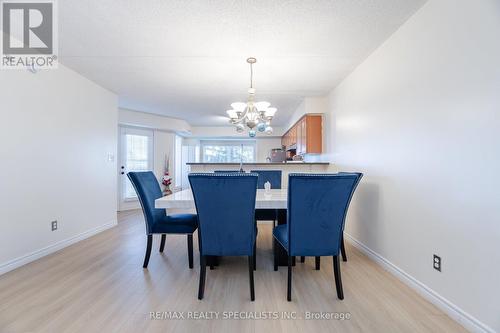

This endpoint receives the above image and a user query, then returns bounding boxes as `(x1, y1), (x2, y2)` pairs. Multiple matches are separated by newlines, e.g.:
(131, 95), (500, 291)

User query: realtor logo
(1, 0), (58, 70)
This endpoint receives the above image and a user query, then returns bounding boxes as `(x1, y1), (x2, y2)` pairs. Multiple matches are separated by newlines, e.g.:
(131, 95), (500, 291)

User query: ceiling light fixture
(226, 57), (276, 137)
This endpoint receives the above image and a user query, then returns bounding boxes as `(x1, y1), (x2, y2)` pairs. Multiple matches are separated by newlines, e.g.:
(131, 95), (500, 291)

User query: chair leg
(209, 257), (214, 270)
(198, 255), (207, 300)
(159, 234), (166, 252)
(287, 255), (292, 301)
(341, 234), (347, 262)
(187, 234), (193, 269)
(248, 256), (255, 301)
(315, 256), (321, 270)
(273, 238), (278, 271)
(300, 256), (305, 263)
(253, 241), (257, 271)
(333, 255), (344, 300)
(143, 235), (153, 268)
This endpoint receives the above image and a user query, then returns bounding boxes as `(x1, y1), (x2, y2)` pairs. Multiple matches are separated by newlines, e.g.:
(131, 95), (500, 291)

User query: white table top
(155, 189), (287, 209)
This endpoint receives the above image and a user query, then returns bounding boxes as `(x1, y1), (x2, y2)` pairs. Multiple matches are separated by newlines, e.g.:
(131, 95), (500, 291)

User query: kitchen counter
(186, 162), (329, 165)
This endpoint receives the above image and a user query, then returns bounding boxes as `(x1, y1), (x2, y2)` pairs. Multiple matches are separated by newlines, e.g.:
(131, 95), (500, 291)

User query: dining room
(1, 1), (499, 332)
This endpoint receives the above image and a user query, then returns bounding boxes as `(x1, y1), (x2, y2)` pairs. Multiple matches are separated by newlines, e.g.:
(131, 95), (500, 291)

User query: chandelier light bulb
(255, 101), (271, 111)
(265, 107), (277, 118)
(231, 102), (246, 111)
(226, 110), (238, 119)
(265, 125), (273, 135)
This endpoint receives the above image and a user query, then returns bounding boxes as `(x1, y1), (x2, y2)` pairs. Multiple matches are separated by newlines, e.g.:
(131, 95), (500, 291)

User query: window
(201, 140), (256, 163)
(120, 127), (154, 201)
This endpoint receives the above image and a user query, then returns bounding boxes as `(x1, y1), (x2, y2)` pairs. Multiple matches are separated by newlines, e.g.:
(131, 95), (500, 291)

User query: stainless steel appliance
(269, 148), (286, 162)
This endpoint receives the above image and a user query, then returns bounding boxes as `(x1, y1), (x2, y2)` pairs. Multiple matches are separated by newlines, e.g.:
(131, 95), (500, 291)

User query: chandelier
(226, 57), (277, 137)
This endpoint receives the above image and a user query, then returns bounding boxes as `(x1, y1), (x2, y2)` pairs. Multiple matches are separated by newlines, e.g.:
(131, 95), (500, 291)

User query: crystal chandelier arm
(231, 116), (246, 124)
(230, 106), (250, 124)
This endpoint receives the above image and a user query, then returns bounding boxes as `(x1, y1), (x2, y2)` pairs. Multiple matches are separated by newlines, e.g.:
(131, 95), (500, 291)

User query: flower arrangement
(162, 155), (173, 196)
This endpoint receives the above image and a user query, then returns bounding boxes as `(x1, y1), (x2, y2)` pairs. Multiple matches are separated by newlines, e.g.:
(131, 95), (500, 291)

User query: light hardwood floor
(0, 210), (466, 333)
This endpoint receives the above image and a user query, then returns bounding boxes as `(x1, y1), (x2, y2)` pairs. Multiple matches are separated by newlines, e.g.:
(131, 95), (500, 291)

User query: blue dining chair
(214, 170), (244, 173)
(337, 172), (363, 262)
(299, 172), (363, 265)
(250, 170), (282, 190)
(189, 173), (258, 301)
(127, 171), (198, 269)
(273, 173), (363, 301)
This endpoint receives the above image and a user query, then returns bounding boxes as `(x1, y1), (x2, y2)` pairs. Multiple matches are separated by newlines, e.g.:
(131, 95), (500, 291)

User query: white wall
(153, 131), (176, 187)
(0, 66), (118, 274)
(325, 0), (500, 332)
(284, 96), (328, 132)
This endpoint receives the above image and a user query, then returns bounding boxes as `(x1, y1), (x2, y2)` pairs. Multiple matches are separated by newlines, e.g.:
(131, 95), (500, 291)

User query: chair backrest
(287, 173), (363, 256)
(214, 170), (244, 173)
(189, 173), (258, 256)
(250, 170), (282, 189)
(127, 171), (166, 234)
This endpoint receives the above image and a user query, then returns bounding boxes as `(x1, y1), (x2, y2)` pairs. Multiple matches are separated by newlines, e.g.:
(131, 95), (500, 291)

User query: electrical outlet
(51, 220), (58, 231)
(433, 254), (441, 272)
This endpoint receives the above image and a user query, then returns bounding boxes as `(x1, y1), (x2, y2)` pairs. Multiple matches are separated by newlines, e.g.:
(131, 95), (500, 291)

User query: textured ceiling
(59, 0), (426, 126)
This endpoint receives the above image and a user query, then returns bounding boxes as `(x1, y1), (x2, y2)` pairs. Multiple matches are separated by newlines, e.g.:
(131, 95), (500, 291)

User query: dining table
(155, 188), (293, 266)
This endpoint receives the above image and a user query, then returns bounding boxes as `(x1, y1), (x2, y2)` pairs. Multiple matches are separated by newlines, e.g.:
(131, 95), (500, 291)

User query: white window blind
(201, 140), (256, 163)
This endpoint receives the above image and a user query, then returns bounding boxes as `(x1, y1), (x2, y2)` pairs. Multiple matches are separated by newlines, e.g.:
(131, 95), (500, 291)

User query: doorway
(118, 127), (154, 211)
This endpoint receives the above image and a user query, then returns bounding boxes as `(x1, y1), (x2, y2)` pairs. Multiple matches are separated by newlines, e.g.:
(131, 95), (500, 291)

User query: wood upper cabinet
(305, 115), (322, 154)
(282, 130), (289, 148)
(282, 114), (322, 154)
(290, 125), (297, 145)
(296, 118), (302, 154)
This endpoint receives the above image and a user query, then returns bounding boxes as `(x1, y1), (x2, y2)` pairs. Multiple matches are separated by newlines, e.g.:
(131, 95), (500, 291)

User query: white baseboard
(0, 219), (117, 276)
(119, 199), (140, 211)
(344, 233), (495, 333)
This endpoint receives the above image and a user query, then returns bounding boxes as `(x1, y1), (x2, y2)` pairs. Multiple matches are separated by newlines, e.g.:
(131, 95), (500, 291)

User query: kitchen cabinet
(296, 118), (302, 154)
(281, 115), (322, 155)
